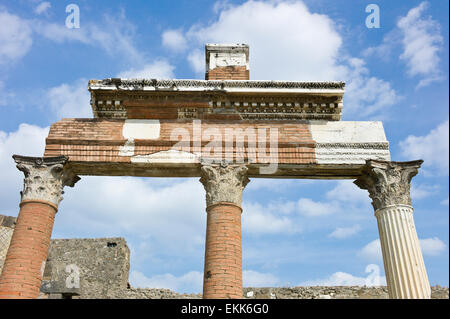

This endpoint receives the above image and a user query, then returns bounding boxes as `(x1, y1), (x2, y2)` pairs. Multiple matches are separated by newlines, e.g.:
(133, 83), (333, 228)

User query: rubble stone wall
(106, 285), (449, 299)
(0, 215), (448, 299)
(42, 237), (130, 299)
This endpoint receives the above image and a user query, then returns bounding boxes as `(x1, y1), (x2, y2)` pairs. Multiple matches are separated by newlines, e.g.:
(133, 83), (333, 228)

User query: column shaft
(354, 160), (431, 299)
(203, 203), (242, 299)
(0, 155), (79, 299)
(0, 201), (57, 299)
(200, 164), (249, 299)
(376, 205), (430, 298)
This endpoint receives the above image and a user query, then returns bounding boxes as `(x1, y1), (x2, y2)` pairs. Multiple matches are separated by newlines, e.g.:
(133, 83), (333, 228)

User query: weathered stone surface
(13, 155), (80, 206)
(42, 238), (130, 299)
(200, 164), (250, 207)
(311, 122), (390, 164)
(354, 160), (423, 211)
(103, 286), (448, 299)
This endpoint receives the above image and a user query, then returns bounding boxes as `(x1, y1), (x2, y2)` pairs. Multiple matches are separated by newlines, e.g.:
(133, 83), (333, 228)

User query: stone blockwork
(40, 238), (130, 299)
(104, 286), (448, 299)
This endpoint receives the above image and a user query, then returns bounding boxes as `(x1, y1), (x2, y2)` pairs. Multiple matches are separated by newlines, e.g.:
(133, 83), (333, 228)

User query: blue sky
(0, 0), (448, 292)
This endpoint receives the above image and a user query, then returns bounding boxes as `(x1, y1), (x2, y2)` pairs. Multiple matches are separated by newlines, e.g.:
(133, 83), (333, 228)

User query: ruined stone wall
(41, 237), (130, 299)
(107, 286), (448, 299)
(0, 214), (448, 299)
(0, 215), (16, 275)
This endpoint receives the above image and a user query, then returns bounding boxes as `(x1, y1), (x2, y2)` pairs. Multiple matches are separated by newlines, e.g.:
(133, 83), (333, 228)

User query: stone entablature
(88, 79), (345, 121)
(44, 119), (390, 178)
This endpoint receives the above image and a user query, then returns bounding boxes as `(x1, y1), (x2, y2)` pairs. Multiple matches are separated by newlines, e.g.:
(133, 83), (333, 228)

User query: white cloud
(441, 198), (449, 206)
(34, 2), (51, 15)
(297, 198), (340, 217)
(0, 9), (33, 64)
(180, 0), (397, 119)
(329, 225), (361, 239)
(246, 179), (298, 192)
(410, 183), (439, 200)
(399, 120), (449, 175)
(129, 270), (203, 293)
(243, 270), (279, 287)
(326, 180), (370, 204)
(363, 30), (400, 61)
(397, 1), (444, 88)
(46, 60), (175, 119)
(162, 29), (187, 52)
(420, 237), (446, 256)
(0, 124), (50, 214)
(129, 269), (281, 292)
(0, 81), (15, 106)
(299, 264), (386, 286)
(117, 60), (175, 79)
(33, 20), (89, 44)
(243, 201), (297, 235)
(186, 0), (344, 81)
(342, 58), (400, 118)
(358, 239), (382, 262)
(187, 49), (204, 75)
(47, 78), (91, 119)
(33, 11), (144, 64)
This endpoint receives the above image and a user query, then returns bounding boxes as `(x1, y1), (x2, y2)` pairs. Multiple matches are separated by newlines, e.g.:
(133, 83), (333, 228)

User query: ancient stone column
(354, 160), (431, 299)
(200, 164), (250, 299)
(0, 155), (79, 299)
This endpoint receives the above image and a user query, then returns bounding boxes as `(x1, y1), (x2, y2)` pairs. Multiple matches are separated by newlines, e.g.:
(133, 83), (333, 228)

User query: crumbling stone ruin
(0, 214), (448, 299)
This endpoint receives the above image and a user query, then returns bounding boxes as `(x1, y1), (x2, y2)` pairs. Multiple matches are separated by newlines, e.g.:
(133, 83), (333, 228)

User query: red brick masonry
(0, 200), (57, 299)
(206, 66), (249, 80)
(44, 119), (316, 166)
(203, 202), (243, 299)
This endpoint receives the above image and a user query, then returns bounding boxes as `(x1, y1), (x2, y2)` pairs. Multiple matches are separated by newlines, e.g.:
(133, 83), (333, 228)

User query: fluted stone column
(354, 160), (431, 299)
(0, 155), (79, 299)
(200, 164), (250, 299)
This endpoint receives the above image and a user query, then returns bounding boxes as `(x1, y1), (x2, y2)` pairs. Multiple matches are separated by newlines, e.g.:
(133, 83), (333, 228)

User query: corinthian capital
(13, 155), (80, 207)
(200, 163), (250, 207)
(354, 160), (423, 211)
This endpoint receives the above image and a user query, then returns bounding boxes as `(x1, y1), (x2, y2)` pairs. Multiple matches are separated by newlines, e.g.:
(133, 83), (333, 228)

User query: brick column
(354, 160), (431, 299)
(200, 164), (249, 299)
(205, 44), (250, 80)
(0, 155), (79, 299)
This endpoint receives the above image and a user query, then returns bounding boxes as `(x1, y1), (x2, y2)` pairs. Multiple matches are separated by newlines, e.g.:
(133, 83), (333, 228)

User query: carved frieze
(200, 163), (250, 207)
(354, 160), (423, 211)
(90, 79), (345, 90)
(89, 79), (345, 120)
(13, 155), (80, 207)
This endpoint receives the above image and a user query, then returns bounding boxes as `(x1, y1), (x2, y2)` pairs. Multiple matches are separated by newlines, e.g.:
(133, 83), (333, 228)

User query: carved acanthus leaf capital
(13, 155), (80, 206)
(200, 163), (250, 207)
(354, 160), (423, 211)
